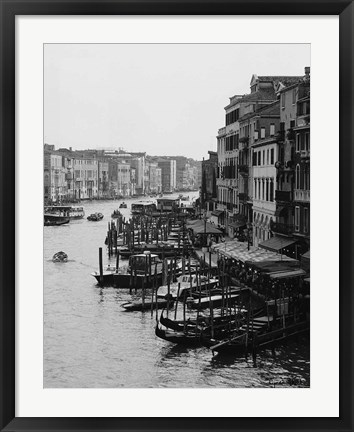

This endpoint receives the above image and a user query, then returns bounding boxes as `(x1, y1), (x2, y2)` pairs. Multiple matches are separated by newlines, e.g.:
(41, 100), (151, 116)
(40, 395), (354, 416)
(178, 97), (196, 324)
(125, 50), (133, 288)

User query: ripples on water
(44, 196), (310, 388)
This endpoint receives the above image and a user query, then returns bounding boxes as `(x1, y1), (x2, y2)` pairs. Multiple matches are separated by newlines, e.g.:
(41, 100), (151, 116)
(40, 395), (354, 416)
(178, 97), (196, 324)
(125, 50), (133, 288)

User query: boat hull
(121, 298), (174, 312)
(155, 325), (203, 347)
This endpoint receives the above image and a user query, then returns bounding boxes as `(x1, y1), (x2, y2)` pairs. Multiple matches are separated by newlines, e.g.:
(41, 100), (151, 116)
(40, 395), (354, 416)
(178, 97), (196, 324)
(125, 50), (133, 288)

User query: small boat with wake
(52, 251), (68, 262)
(87, 212), (104, 221)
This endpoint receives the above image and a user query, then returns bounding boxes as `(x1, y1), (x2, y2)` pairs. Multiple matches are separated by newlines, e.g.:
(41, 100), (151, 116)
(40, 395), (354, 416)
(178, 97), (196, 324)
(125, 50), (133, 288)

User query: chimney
(304, 67), (310, 78)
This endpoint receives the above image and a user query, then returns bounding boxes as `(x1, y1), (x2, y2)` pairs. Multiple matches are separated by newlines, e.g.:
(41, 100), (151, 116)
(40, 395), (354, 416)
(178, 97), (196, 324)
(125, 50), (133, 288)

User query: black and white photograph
(44, 43), (311, 389)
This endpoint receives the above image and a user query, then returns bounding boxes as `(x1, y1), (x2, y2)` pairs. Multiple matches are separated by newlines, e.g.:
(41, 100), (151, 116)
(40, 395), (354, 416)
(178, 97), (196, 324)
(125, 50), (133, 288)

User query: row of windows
(295, 133), (310, 152)
(75, 160), (97, 165)
(254, 178), (275, 202)
(225, 134), (239, 151)
(252, 148), (275, 166)
(295, 165), (310, 190)
(226, 108), (240, 126)
(294, 206), (309, 233)
(74, 170), (98, 178)
(281, 88), (297, 109)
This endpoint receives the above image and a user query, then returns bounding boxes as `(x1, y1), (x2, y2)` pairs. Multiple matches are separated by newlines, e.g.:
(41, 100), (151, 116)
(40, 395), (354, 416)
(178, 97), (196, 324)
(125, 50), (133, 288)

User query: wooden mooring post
(99, 247), (103, 286)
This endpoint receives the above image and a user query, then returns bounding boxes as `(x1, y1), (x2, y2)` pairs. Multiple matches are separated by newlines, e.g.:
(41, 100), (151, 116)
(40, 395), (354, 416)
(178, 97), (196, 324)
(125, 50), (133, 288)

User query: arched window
(295, 164), (300, 189)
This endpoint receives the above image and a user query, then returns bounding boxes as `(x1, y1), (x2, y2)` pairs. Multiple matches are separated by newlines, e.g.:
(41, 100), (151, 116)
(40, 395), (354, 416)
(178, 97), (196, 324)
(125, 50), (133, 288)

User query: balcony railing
(294, 189), (310, 202)
(270, 221), (294, 236)
(275, 190), (292, 202)
(300, 150), (310, 158)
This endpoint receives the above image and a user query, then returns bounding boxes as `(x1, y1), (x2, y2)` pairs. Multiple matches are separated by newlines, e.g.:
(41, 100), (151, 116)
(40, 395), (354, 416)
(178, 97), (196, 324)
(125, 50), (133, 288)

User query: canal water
(44, 193), (310, 388)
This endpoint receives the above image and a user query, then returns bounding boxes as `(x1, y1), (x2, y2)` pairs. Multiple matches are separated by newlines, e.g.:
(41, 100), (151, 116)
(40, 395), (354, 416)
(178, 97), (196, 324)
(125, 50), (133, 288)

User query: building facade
(201, 151), (218, 215)
(158, 159), (177, 193)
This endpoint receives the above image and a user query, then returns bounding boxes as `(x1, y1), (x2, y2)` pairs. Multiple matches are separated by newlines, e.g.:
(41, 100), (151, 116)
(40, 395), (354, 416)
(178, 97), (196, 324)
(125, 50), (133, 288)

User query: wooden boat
(118, 244), (179, 259)
(44, 214), (70, 226)
(188, 293), (240, 310)
(119, 202), (127, 209)
(87, 212), (104, 221)
(203, 317), (309, 356)
(111, 210), (122, 219)
(155, 324), (203, 347)
(52, 251), (68, 262)
(131, 201), (157, 215)
(157, 274), (219, 299)
(121, 297), (174, 312)
(91, 252), (163, 288)
(91, 264), (118, 285)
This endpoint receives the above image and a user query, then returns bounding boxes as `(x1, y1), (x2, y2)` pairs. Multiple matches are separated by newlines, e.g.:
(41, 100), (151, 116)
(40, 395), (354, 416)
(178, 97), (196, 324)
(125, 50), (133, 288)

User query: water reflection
(44, 196), (310, 388)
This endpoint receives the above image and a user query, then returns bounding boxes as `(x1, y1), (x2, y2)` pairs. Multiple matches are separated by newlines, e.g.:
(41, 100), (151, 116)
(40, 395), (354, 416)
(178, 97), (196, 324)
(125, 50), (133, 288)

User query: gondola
(121, 297), (174, 312)
(119, 202), (127, 209)
(155, 324), (204, 347)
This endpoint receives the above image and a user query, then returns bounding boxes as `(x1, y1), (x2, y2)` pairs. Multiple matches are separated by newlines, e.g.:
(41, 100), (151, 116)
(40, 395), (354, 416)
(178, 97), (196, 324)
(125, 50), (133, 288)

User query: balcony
(275, 190), (293, 202)
(300, 150), (310, 159)
(238, 165), (249, 176)
(294, 189), (310, 202)
(270, 221), (294, 236)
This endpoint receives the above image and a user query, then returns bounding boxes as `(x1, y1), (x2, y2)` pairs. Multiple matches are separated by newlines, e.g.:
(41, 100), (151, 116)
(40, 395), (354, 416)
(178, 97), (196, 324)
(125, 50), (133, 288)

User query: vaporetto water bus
(44, 205), (85, 220)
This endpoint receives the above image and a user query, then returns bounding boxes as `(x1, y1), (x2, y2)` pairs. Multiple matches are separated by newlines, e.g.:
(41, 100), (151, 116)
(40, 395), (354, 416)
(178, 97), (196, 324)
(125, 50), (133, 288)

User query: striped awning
(259, 237), (296, 252)
(269, 269), (306, 279)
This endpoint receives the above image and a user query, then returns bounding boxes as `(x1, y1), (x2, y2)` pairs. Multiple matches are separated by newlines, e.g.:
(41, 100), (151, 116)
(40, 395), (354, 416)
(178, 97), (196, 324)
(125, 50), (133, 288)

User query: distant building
(201, 151), (218, 215)
(98, 160), (109, 199)
(130, 154), (146, 195)
(44, 147), (67, 203)
(73, 153), (98, 199)
(158, 159), (177, 193)
(148, 162), (162, 193)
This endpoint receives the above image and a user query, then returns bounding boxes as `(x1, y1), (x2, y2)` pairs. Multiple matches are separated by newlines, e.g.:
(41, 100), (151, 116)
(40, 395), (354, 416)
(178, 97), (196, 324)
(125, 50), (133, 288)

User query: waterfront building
(148, 162), (162, 194)
(264, 67), (311, 259)
(292, 68), (310, 255)
(130, 168), (136, 196)
(98, 160), (109, 199)
(108, 159), (131, 197)
(73, 152), (98, 200)
(216, 74), (303, 238)
(158, 158), (177, 193)
(130, 153), (146, 195)
(249, 101), (280, 246)
(201, 151), (218, 216)
(44, 145), (67, 203)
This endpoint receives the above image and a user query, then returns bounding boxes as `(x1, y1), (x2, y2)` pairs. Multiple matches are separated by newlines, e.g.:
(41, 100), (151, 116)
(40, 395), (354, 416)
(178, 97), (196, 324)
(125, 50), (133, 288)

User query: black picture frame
(0, 1), (353, 431)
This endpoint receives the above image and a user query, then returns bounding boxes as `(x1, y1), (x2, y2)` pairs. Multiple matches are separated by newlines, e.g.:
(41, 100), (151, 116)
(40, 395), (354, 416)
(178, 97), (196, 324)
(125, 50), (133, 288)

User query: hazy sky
(44, 44), (310, 160)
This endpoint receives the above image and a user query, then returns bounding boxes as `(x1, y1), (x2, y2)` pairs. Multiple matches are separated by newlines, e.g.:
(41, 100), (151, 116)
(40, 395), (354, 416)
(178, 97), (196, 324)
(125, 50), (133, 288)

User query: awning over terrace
(212, 240), (298, 264)
(259, 237), (297, 252)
